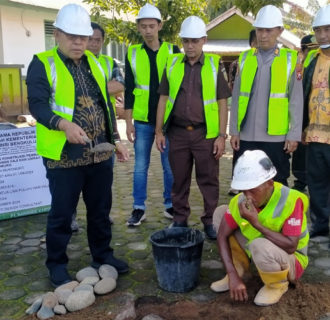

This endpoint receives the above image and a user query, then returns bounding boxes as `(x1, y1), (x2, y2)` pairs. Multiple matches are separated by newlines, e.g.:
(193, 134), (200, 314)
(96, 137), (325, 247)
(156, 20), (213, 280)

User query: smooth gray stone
(98, 264), (118, 280)
(41, 292), (58, 309)
(94, 278), (116, 295)
(24, 293), (45, 305)
(65, 290), (95, 312)
(80, 276), (99, 286)
(74, 284), (94, 292)
(76, 267), (99, 282)
(53, 304), (67, 315)
(37, 306), (54, 320)
(25, 296), (43, 315)
(55, 280), (79, 292)
(54, 288), (72, 305)
(20, 239), (41, 246)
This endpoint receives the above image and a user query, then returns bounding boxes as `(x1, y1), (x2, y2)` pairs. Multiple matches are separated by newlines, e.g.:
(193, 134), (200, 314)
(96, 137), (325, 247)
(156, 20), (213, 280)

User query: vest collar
(255, 45), (280, 57)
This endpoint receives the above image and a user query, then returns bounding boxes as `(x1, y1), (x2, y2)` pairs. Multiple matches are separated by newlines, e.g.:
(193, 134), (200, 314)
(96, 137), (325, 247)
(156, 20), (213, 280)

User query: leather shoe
(170, 221), (188, 228)
(91, 255), (129, 274)
(49, 266), (72, 288)
(204, 224), (217, 240)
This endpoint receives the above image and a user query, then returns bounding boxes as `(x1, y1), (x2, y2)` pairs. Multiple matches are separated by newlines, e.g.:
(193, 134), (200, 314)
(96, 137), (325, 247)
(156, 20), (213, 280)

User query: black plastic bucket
(150, 227), (205, 293)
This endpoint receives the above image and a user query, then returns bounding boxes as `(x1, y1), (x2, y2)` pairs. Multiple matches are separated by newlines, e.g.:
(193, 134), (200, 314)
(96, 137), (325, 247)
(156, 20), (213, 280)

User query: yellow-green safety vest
(163, 53), (220, 139)
(98, 54), (117, 110)
(127, 42), (174, 122)
(303, 49), (319, 68)
(237, 48), (297, 135)
(229, 182), (309, 269)
(36, 47), (112, 160)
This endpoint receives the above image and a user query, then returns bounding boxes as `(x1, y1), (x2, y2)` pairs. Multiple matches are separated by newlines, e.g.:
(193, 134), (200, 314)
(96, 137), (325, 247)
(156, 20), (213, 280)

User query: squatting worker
(211, 150), (309, 306)
(26, 4), (129, 287)
(230, 5), (303, 186)
(155, 16), (231, 240)
(302, 5), (330, 238)
(125, 3), (181, 227)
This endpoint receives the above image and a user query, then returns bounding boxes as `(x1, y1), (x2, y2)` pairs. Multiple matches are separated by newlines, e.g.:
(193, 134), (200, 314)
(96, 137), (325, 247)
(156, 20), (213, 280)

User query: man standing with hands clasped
(125, 4), (181, 227)
(230, 5), (303, 186)
(156, 16), (231, 240)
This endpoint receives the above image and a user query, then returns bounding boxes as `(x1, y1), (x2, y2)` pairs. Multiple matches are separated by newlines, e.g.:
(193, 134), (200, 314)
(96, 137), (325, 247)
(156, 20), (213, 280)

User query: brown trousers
(168, 126), (219, 225)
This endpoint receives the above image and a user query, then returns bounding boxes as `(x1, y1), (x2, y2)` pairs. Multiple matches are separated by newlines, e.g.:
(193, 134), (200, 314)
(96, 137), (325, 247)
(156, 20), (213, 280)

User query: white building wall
(0, 5), (56, 75)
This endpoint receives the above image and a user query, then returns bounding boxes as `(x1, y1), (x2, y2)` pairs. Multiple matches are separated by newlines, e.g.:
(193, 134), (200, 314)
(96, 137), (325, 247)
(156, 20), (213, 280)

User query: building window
(44, 20), (55, 51)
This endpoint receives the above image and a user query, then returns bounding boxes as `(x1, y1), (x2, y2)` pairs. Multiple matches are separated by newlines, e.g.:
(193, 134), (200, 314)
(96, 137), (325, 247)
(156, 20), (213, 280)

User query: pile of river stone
(25, 265), (117, 319)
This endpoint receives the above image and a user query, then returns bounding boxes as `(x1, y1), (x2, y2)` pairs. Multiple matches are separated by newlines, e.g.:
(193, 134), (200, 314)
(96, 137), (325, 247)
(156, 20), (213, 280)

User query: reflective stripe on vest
(237, 48), (297, 135)
(128, 42), (173, 121)
(98, 55), (117, 113)
(163, 53), (220, 139)
(229, 182), (309, 269)
(35, 47), (111, 160)
(303, 49), (319, 68)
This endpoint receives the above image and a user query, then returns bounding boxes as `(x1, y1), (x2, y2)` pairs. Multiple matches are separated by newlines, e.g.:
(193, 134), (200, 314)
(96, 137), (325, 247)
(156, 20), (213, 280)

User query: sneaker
(91, 256), (129, 274)
(126, 209), (146, 226)
(164, 207), (174, 219)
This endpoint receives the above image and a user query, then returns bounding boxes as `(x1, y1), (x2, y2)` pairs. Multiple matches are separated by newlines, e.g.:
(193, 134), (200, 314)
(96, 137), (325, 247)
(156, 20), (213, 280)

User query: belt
(173, 123), (205, 131)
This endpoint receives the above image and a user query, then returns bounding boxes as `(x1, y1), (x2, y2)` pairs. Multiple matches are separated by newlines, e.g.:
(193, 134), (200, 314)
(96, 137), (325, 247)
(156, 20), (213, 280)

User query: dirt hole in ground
(23, 281), (330, 320)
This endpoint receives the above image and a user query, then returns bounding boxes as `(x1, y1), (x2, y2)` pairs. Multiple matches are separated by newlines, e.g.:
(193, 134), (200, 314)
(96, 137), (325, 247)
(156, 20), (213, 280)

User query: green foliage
(83, 0), (208, 44)
(216, 0), (285, 16)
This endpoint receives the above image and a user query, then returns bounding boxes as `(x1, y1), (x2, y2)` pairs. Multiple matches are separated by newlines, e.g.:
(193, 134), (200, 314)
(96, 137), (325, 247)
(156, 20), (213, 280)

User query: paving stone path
(0, 122), (329, 319)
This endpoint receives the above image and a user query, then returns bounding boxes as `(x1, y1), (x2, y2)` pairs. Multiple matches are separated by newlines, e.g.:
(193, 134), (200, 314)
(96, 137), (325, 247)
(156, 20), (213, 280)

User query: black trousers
(292, 143), (307, 189)
(307, 143), (330, 233)
(233, 140), (290, 186)
(45, 158), (114, 270)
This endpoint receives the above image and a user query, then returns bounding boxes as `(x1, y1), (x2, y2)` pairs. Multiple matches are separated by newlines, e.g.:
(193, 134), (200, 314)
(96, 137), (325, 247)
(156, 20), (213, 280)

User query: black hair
(91, 22), (105, 38)
(249, 29), (256, 46)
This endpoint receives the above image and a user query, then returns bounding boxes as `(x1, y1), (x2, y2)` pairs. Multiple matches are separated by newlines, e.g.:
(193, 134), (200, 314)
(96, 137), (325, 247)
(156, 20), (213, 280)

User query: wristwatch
(219, 133), (228, 139)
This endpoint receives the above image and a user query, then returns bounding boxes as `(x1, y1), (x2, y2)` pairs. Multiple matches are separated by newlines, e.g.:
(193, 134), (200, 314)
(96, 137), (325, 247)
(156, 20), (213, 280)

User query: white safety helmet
(231, 150), (277, 191)
(312, 5), (330, 28)
(136, 3), (161, 21)
(179, 16), (207, 38)
(253, 5), (283, 28)
(53, 3), (93, 36)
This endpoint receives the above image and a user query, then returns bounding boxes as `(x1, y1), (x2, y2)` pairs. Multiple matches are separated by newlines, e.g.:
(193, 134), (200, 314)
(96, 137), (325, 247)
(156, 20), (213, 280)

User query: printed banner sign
(0, 127), (50, 220)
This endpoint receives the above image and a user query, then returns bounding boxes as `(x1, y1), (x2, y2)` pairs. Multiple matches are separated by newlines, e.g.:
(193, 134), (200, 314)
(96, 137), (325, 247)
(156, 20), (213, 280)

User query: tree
(215, 0), (285, 16)
(284, 0), (330, 38)
(83, 0), (208, 44)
